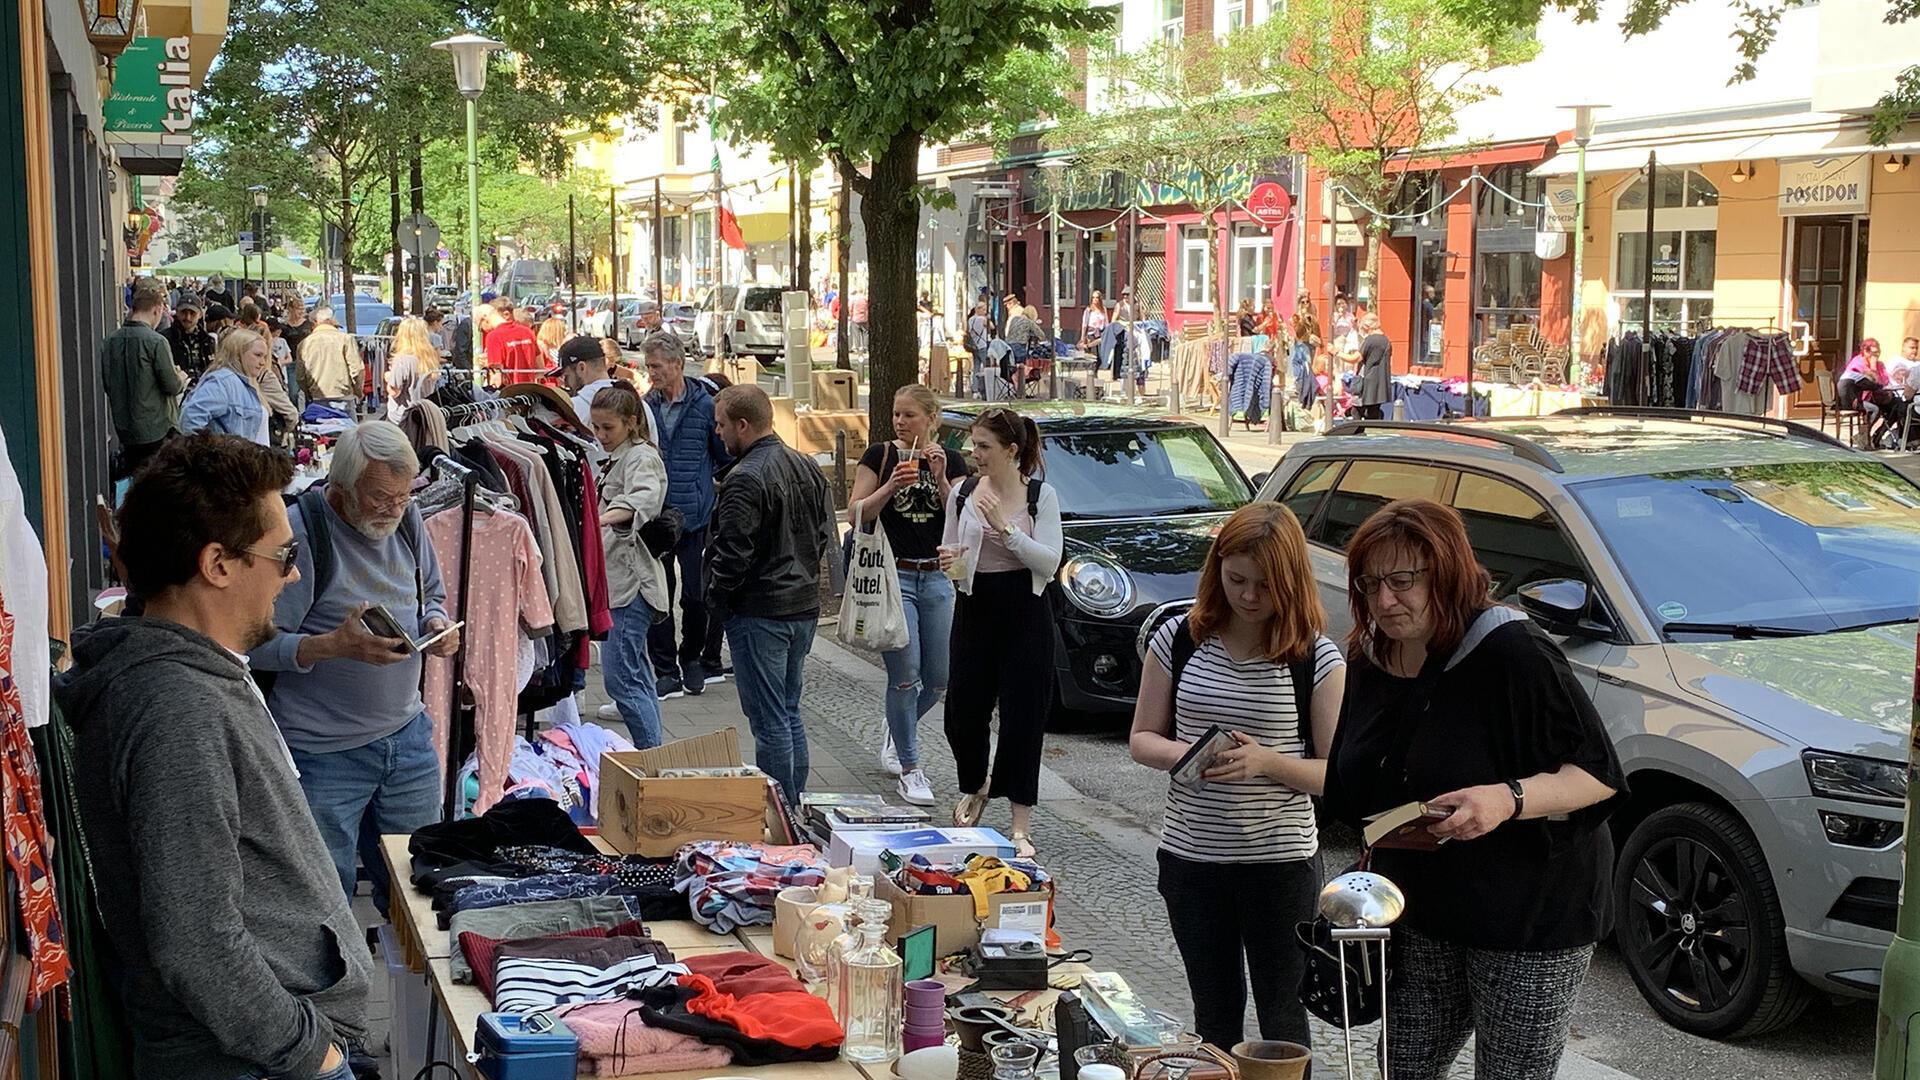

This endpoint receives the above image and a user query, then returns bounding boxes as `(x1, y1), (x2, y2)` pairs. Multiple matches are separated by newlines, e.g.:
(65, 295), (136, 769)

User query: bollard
(1393, 398), (1407, 421)
(1217, 367), (1233, 439)
(1268, 373), (1283, 446)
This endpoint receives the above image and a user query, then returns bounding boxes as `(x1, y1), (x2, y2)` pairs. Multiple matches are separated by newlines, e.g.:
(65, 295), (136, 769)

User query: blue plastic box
(471, 1012), (579, 1080)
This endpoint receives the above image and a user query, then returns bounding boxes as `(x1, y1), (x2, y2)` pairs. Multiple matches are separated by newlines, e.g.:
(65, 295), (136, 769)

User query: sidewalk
(577, 629), (1638, 1080)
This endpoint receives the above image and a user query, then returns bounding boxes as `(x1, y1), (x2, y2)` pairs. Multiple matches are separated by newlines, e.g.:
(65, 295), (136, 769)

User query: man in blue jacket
(643, 333), (733, 697)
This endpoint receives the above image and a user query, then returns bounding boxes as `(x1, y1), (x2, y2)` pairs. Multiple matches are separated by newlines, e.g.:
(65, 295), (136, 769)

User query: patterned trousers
(1385, 928), (1595, 1080)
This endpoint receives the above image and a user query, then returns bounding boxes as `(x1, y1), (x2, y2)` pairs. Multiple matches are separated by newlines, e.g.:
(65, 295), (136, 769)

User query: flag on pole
(710, 108), (747, 250)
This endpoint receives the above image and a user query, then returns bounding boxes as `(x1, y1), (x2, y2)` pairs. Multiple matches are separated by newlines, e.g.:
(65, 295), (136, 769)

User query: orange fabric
(679, 972), (843, 1050)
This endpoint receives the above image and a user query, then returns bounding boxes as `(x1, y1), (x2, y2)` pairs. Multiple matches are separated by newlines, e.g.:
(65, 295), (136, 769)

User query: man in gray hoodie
(56, 433), (369, 1080)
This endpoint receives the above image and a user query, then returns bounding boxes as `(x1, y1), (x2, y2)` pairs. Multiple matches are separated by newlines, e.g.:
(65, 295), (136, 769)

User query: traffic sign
(398, 213), (441, 257)
(238, 231), (258, 254)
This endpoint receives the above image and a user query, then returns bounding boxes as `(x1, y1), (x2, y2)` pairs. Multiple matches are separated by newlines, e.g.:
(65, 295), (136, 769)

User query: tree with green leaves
(688, 0), (1111, 439)
(1240, 0), (1535, 302)
(1049, 33), (1298, 399)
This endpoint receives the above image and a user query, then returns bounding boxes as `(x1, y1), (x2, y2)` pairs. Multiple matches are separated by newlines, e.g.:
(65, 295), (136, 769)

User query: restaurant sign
(1779, 156), (1872, 217)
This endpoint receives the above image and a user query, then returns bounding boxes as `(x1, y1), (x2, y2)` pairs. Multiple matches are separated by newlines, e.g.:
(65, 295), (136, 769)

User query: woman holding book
(1321, 499), (1625, 1080)
(1127, 503), (1345, 1053)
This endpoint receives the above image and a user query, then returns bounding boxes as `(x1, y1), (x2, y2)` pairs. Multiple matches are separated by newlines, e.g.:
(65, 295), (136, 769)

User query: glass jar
(836, 898), (904, 1064)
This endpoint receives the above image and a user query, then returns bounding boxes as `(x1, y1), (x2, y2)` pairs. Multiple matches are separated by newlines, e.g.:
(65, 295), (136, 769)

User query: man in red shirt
(483, 297), (545, 386)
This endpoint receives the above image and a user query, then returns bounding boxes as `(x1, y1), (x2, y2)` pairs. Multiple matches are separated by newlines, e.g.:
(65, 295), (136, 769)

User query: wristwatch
(1000, 521), (1016, 539)
(1504, 779), (1526, 821)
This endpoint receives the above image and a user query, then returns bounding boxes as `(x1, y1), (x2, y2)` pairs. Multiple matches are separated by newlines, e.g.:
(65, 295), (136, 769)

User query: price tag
(994, 900), (1048, 936)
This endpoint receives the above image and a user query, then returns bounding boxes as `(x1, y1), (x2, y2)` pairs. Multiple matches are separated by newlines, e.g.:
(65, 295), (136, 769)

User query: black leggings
(944, 570), (1050, 806)
(1158, 849), (1321, 1053)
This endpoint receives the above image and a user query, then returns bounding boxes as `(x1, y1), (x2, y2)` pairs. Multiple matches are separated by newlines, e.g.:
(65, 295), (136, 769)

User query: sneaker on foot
(898, 768), (935, 806)
(657, 675), (686, 700)
(703, 668), (729, 684)
(682, 663), (707, 696)
(880, 733), (902, 777)
(597, 703), (621, 721)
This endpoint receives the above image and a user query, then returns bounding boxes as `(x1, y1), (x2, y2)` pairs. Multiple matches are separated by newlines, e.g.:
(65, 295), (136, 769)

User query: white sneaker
(898, 768), (936, 806)
(597, 703), (620, 722)
(880, 731), (903, 776)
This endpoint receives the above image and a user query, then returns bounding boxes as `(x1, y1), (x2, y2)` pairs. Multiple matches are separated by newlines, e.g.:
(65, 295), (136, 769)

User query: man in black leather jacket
(707, 384), (835, 804)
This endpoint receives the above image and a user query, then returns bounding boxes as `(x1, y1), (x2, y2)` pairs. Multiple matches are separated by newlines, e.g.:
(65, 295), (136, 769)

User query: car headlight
(1060, 555), (1136, 618)
(1803, 750), (1909, 807)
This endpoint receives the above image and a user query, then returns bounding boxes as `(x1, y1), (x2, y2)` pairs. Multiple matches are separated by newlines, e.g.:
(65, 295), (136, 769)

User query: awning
(1531, 115), (1920, 176)
(736, 211), (790, 246)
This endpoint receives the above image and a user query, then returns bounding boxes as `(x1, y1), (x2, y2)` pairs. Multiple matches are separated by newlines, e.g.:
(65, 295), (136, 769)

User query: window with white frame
(1611, 168), (1718, 332)
(1255, 0), (1281, 22)
(1180, 224), (1213, 309)
(1054, 227), (1080, 306)
(1215, 0), (1245, 37)
(1232, 223), (1272, 308)
(1085, 230), (1116, 301)
(1160, 0), (1184, 45)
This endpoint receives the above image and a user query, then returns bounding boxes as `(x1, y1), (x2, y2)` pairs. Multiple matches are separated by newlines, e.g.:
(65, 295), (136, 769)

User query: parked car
(574, 294), (617, 337)
(622, 300), (702, 354)
(318, 293), (396, 334)
(935, 402), (1253, 723)
(427, 284), (462, 309)
(1232, 409), (1920, 1038)
(499, 259), (558, 303)
(697, 284), (786, 359)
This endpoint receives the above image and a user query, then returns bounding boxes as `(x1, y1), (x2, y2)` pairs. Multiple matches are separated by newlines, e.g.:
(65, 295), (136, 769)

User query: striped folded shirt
(493, 953), (689, 1014)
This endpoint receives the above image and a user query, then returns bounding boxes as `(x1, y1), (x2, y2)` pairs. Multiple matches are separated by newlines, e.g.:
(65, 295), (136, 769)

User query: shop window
(1476, 250), (1542, 336)
(1180, 225), (1213, 309)
(1232, 224), (1273, 309)
(1084, 231), (1116, 301)
(1476, 165), (1544, 230)
(1611, 168), (1718, 332)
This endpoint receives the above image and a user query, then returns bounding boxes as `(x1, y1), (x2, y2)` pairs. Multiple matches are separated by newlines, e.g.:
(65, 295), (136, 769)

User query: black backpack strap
(1025, 478), (1042, 521)
(955, 474), (982, 515)
(296, 488), (336, 602)
(1290, 652), (1317, 759)
(1168, 615), (1197, 693)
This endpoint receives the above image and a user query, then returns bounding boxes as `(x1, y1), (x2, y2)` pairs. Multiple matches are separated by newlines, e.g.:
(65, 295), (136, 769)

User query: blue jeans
(726, 615), (816, 805)
(604, 601), (663, 748)
(880, 569), (954, 769)
(239, 1055), (354, 1080)
(289, 711), (441, 917)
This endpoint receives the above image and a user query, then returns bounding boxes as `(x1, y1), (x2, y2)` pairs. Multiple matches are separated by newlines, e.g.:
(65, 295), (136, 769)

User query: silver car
(1231, 410), (1917, 1038)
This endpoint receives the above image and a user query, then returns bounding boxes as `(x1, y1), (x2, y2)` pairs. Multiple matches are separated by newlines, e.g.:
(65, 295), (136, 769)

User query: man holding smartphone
(251, 419), (459, 917)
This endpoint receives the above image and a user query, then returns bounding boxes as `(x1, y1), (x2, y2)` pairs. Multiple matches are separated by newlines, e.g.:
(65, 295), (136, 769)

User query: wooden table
(381, 834), (873, 1080)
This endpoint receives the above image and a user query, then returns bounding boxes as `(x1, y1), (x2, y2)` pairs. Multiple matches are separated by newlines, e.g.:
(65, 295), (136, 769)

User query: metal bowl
(1317, 871), (1406, 929)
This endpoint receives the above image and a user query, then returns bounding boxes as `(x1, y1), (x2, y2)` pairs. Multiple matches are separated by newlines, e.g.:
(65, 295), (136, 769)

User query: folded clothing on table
(457, 918), (655, 995)
(493, 951), (688, 1014)
(442, 872), (685, 929)
(410, 798), (596, 878)
(673, 841), (827, 934)
(555, 1001), (733, 1076)
(634, 950), (843, 1065)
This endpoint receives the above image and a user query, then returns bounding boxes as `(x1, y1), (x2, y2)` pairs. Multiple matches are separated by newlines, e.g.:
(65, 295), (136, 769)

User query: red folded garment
(679, 971), (843, 1051)
(680, 950), (807, 998)
(459, 920), (650, 999)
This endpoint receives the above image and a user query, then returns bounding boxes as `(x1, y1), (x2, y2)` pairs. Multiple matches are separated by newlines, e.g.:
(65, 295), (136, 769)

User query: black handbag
(638, 506), (684, 559)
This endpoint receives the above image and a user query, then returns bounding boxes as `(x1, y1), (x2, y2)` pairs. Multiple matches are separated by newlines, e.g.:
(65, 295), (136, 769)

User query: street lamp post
(432, 31), (506, 376)
(1559, 104), (1605, 380)
(1038, 157), (1070, 401)
(248, 185), (268, 305)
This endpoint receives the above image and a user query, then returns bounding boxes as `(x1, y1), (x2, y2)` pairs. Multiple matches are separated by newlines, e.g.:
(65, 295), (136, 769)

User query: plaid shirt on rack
(1737, 333), (1802, 396)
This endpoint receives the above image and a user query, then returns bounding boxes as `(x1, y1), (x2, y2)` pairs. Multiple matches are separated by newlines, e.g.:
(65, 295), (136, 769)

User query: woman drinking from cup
(1129, 502), (1344, 1055)
(938, 408), (1062, 857)
(849, 384), (968, 806)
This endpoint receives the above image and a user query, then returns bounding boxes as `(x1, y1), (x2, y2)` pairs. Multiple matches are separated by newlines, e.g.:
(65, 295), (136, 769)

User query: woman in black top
(848, 384), (968, 808)
(1322, 498), (1625, 1080)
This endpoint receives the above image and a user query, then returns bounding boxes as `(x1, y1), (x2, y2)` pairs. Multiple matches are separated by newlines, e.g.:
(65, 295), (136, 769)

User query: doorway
(1010, 241), (1029, 308)
(1410, 238), (1447, 367)
(1790, 215), (1868, 409)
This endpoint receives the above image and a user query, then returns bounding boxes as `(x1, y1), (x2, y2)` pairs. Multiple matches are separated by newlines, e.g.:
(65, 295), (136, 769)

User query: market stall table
(381, 834), (874, 1080)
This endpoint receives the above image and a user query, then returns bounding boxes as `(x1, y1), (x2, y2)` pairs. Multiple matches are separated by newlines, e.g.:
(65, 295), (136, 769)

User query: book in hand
(359, 604), (462, 655)
(1169, 725), (1237, 789)
(1362, 801), (1455, 850)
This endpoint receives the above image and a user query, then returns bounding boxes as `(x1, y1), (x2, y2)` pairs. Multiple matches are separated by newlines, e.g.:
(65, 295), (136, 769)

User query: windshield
(1572, 460), (1920, 636)
(1041, 428), (1250, 519)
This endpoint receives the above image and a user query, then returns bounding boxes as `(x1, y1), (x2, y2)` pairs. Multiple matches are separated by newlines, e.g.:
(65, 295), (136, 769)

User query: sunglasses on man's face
(236, 538), (301, 578)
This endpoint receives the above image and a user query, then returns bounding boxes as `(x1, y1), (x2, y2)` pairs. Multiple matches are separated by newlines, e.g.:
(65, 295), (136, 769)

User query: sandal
(1011, 831), (1036, 860)
(953, 792), (988, 828)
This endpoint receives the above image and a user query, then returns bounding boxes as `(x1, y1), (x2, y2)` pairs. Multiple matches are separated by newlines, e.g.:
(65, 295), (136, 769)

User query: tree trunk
(389, 154), (404, 316)
(409, 137), (426, 315)
(859, 129), (923, 444)
(798, 166), (812, 296)
(837, 163), (851, 371)
(340, 165), (358, 335)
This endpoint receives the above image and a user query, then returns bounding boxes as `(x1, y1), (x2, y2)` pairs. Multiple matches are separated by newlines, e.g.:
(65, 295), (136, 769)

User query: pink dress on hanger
(424, 506), (555, 815)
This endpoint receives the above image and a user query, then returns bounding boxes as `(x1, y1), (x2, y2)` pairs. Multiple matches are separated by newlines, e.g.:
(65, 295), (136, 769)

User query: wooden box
(599, 729), (769, 856)
(794, 408), (868, 457)
(811, 369), (858, 411)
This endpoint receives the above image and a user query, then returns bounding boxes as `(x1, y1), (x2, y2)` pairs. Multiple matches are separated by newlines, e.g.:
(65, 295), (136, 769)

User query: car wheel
(1613, 802), (1811, 1038)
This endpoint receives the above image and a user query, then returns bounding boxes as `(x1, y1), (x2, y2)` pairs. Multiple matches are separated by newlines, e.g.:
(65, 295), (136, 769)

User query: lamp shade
(1560, 103), (1607, 147)
(431, 32), (506, 99)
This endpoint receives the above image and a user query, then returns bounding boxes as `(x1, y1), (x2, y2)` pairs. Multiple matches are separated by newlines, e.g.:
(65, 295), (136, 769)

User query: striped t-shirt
(1147, 620), (1344, 864)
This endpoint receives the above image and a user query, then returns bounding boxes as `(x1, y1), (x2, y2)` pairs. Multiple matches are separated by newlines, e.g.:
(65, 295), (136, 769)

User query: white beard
(354, 516), (403, 540)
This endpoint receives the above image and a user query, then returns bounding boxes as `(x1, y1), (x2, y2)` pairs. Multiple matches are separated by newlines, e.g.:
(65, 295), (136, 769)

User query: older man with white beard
(251, 419), (460, 916)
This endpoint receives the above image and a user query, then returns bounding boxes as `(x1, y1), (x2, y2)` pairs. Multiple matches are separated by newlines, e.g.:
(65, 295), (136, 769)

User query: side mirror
(1251, 470), (1271, 491)
(1515, 578), (1613, 641)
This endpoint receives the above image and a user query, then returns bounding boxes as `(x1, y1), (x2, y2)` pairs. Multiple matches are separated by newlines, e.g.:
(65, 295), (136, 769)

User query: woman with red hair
(1128, 502), (1345, 1052)
(1323, 498), (1624, 1079)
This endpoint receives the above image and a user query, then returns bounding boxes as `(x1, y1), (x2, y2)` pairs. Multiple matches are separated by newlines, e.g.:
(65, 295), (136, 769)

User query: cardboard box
(711, 355), (763, 388)
(770, 395), (798, 445)
(812, 369), (858, 411)
(599, 730), (769, 856)
(875, 871), (1050, 957)
(828, 826), (1015, 876)
(794, 408), (868, 457)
